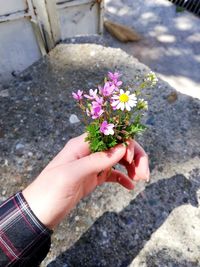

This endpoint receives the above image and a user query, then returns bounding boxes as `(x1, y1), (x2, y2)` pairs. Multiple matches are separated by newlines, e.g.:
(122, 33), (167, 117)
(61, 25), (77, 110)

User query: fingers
(97, 168), (111, 186)
(123, 139), (134, 164)
(119, 159), (136, 179)
(121, 139), (150, 182)
(134, 141), (150, 181)
(74, 144), (126, 176)
(64, 133), (91, 161)
(106, 169), (134, 190)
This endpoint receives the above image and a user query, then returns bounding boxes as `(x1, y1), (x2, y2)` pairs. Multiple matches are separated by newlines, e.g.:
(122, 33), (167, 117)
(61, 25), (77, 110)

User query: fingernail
(146, 177), (150, 183)
(128, 152), (134, 164)
(146, 168), (150, 182)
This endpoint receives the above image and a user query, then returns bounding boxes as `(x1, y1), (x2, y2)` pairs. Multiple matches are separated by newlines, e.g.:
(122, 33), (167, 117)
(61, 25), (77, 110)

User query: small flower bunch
(72, 71), (157, 152)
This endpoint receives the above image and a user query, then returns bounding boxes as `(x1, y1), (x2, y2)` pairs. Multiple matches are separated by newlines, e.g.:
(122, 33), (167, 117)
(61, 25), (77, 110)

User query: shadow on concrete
(48, 174), (199, 267)
(104, 0), (200, 91)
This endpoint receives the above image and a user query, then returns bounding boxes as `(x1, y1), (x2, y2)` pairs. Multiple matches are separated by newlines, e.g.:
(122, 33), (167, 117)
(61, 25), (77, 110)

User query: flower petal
(118, 102), (125, 111)
(120, 89), (124, 95)
(115, 103), (121, 110)
(129, 100), (137, 107)
(72, 92), (77, 99)
(129, 94), (137, 100)
(111, 100), (120, 106)
(125, 102), (131, 111)
(116, 81), (122, 86)
(112, 95), (120, 100)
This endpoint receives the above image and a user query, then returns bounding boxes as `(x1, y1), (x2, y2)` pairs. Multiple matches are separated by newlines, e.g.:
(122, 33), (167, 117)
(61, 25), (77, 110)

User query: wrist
(22, 181), (72, 229)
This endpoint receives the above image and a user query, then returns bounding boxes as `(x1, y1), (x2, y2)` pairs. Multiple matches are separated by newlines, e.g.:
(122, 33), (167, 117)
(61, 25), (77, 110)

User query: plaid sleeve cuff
(0, 191), (53, 266)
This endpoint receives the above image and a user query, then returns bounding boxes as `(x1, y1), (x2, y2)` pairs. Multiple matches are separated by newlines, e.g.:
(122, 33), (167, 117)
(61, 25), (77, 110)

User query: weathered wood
(56, 0), (104, 39)
(0, 0), (104, 83)
(0, 0), (27, 17)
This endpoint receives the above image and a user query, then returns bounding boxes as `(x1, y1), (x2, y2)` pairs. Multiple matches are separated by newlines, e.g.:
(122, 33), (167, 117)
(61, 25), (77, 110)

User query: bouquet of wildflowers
(72, 71), (157, 152)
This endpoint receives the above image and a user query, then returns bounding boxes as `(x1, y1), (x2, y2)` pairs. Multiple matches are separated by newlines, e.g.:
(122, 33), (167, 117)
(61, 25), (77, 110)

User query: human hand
(22, 133), (149, 229)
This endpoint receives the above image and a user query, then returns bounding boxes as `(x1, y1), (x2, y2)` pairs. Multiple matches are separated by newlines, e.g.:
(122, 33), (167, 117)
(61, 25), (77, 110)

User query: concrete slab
(0, 44), (200, 266)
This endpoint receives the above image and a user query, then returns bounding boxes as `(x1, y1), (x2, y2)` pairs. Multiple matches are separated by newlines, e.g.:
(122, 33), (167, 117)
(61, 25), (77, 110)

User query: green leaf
(106, 138), (118, 148)
(90, 139), (107, 152)
(126, 122), (146, 138)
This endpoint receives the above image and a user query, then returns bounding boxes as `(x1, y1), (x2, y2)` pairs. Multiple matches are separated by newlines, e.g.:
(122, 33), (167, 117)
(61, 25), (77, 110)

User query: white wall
(0, 0), (103, 85)
(0, 18), (41, 82)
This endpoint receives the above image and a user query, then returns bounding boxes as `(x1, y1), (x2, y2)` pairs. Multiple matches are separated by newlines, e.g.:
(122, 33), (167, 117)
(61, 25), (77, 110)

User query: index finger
(46, 133), (90, 169)
(64, 133), (91, 161)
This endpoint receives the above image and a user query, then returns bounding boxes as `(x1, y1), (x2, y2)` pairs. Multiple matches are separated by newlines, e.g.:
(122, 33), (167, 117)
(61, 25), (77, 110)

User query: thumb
(75, 144), (126, 175)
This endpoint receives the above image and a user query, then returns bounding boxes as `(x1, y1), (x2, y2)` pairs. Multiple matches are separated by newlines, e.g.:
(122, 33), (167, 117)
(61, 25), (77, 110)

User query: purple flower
(110, 98), (118, 110)
(100, 82), (115, 97)
(84, 89), (98, 100)
(95, 96), (104, 105)
(72, 90), (83, 101)
(108, 72), (121, 81)
(100, 121), (115, 135)
(114, 80), (123, 87)
(108, 72), (122, 89)
(90, 101), (104, 119)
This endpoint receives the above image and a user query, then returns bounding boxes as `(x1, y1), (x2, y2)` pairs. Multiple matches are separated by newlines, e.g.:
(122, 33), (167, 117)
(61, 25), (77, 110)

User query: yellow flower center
(119, 93), (129, 103)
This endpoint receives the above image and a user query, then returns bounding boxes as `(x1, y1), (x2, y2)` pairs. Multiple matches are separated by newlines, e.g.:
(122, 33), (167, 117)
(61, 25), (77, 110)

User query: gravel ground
(0, 44), (200, 266)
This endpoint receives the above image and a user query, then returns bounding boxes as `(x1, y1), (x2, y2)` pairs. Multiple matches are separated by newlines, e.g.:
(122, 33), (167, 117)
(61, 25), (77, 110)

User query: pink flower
(114, 80), (123, 87)
(100, 82), (115, 97)
(84, 89), (98, 100)
(72, 90), (83, 101)
(110, 98), (117, 110)
(108, 72), (123, 89)
(90, 101), (104, 119)
(108, 71), (121, 81)
(100, 121), (115, 135)
(95, 96), (104, 105)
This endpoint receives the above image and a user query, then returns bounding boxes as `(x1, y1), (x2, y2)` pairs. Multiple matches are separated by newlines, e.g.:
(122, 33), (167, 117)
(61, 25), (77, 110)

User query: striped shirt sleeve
(0, 192), (52, 266)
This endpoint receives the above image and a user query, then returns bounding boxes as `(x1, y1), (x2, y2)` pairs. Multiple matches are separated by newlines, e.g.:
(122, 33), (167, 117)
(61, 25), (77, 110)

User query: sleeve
(0, 191), (53, 267)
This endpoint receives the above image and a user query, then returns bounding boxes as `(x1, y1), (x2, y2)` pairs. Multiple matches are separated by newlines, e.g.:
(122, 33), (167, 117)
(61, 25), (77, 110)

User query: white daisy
(111, 89), (137, 111)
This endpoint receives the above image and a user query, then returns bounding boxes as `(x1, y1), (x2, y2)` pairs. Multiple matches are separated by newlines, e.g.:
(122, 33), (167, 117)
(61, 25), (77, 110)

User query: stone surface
(0, 89), (9, 97)
(0, 44), (200, 266)
(69, 114), (80, 124)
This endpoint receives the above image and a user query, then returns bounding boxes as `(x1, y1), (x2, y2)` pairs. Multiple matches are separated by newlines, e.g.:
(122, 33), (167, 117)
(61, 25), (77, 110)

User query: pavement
(0, 1), (200, 266)
(0, 43), (200, 266)
(104, 0), (200, 100)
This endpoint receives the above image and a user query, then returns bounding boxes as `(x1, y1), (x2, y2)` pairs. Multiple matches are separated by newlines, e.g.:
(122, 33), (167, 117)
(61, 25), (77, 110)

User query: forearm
(0, 192), (52, 267)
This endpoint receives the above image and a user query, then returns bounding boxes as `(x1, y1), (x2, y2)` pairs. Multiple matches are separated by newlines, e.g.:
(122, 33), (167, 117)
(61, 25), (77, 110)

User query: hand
(22, 133), (149, 229)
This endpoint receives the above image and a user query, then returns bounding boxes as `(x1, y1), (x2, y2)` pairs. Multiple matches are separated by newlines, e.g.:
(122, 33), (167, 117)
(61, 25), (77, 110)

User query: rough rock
(69, 114), (80, 124)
